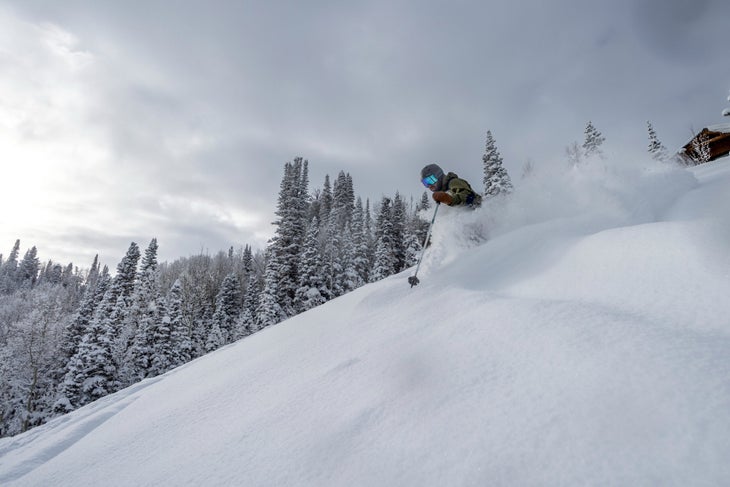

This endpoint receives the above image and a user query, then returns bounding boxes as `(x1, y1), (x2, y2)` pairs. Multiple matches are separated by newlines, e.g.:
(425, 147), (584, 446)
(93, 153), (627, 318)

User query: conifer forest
(0, 157), (445, 437)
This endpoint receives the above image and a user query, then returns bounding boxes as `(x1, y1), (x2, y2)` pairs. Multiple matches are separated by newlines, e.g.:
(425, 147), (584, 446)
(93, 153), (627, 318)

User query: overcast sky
(1, 0), (728, 269)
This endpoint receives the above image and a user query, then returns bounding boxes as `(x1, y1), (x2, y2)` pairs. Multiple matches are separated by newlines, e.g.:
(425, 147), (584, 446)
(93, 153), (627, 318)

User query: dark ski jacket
(441, 172), (482, 208)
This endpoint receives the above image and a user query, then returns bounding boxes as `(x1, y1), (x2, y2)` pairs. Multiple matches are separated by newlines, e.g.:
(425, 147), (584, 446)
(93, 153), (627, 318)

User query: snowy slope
(1, 159), (730, 486)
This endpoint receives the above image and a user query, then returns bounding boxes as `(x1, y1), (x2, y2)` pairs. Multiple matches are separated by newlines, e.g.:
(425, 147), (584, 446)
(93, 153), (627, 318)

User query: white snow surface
(2, 158), (730, 486)
(708, 122), (730, 133)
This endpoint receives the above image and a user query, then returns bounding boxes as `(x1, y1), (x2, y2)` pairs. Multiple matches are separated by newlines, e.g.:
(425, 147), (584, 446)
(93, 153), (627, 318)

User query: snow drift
(1, 158), (729, 486)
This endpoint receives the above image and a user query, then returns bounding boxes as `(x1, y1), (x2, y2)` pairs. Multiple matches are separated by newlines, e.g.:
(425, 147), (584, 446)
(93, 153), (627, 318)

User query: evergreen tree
(242, 245), (253, 277)
(332, 170), (355, 231)
(204, 319), (225, 352)
(418, 191), (431, 212)
(208, 272), (241, 348)
(582, 121), (606, 159)
(319, 174), (333, 224)
(482, 130), (513, 197)
(350, 198), (371, 286)
(239, 274), (261, 335)
(166, 279), (192, 367)
(255, 251), (285, 329)
(295, 218), (327, 312)
(319, 220), (343, 299)
(364, 198), (375, 271)
(85, 255), (100, 292)
(391, 193), (408, 272)
(403, 232), (422, 269)
(17, 246), (40, 289)
(64, 300), (117, 407)
(0, 240), (21, 294)
(106, 243), (142, 389)
(39, 261), (63, 286)
(124, 239), (163, 383)
(55, 268), (111, 412)
(336, 223), (360, 294)
(63, 243), (140, 405)
(647, 121), (669, 162)
(266, 158), (309, 316)
(58, 263), (108, 374)
(371, 197), (397, 281)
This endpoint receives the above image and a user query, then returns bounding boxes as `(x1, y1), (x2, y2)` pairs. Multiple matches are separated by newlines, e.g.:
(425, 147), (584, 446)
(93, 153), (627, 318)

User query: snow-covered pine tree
(294, 217), (327, 312)
(55, 268), (111, 412)
(173, 256), (215, 357)
(350, 198), (370, 286)
(242, 244), (253, 278)
(238, 272), (261, 336)
(107, 243), (142, 390)
(266, 158), (309, 316)
(125, 239), (165, 382)
(403, 232), (421, 269)
(255, 250), (286, 330)
(318, 174), (333, 224)
(371, 197), (397, 281)
(418, 191), (431, 212)
(38, 262), (61, 287)
(332, 170), (355, 232)
(391, 193), (408, 272)
(336, 223), (361, 294)
(70, 242), (140, 402)
(229, 244), (257, 340)
(208, 272), (241, 349)
(58, 263), (103, 362)
(647, 121), (669, 162)
(166, 279), (192, 367)
(17, 246), (40, 289)
(0, 240), (21, 294)
(482, 130), (513, 197)
(363, 198), (375, 273)
(582, 121), (606, 159)
(319, 217), (343, 299)
(65, 303), (117, 407)
(204, 320), (225, 352)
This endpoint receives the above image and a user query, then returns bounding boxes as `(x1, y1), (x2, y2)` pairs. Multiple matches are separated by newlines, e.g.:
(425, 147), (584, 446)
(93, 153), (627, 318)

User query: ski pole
(408, 203), (440, 287)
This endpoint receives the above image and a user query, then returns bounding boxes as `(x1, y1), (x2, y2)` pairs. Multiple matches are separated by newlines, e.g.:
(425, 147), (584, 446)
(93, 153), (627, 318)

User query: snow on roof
(707, 122), (730, 133)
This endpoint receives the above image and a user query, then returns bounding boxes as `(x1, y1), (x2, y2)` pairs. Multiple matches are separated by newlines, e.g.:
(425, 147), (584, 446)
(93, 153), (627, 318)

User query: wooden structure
(680, 124), (730, 164)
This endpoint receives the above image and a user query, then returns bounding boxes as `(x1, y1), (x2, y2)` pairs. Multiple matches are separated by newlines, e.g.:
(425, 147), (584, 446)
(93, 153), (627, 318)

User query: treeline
(0, 158), (432, 438)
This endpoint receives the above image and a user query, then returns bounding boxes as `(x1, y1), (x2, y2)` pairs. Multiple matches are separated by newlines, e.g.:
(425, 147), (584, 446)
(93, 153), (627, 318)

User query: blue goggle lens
(422, 174), (438, 186)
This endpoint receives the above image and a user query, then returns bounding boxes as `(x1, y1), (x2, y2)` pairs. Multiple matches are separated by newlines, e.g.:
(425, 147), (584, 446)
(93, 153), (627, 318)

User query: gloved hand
(432, 191), (453, 205)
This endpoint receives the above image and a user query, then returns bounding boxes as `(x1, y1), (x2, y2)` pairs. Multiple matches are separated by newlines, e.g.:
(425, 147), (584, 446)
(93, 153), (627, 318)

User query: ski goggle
(422, 174), (439, 187)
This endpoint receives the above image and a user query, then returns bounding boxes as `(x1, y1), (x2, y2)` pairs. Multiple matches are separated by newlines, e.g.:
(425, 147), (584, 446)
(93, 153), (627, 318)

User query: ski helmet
(421, 163), (444, 181)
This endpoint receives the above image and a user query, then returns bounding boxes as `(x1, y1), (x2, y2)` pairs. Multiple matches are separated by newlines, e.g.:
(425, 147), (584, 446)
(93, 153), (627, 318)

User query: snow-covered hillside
(1, 158), (729, 486)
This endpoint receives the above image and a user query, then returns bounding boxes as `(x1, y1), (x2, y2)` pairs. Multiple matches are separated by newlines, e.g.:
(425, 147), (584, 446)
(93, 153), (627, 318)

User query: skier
(420, 163), (482, 208)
